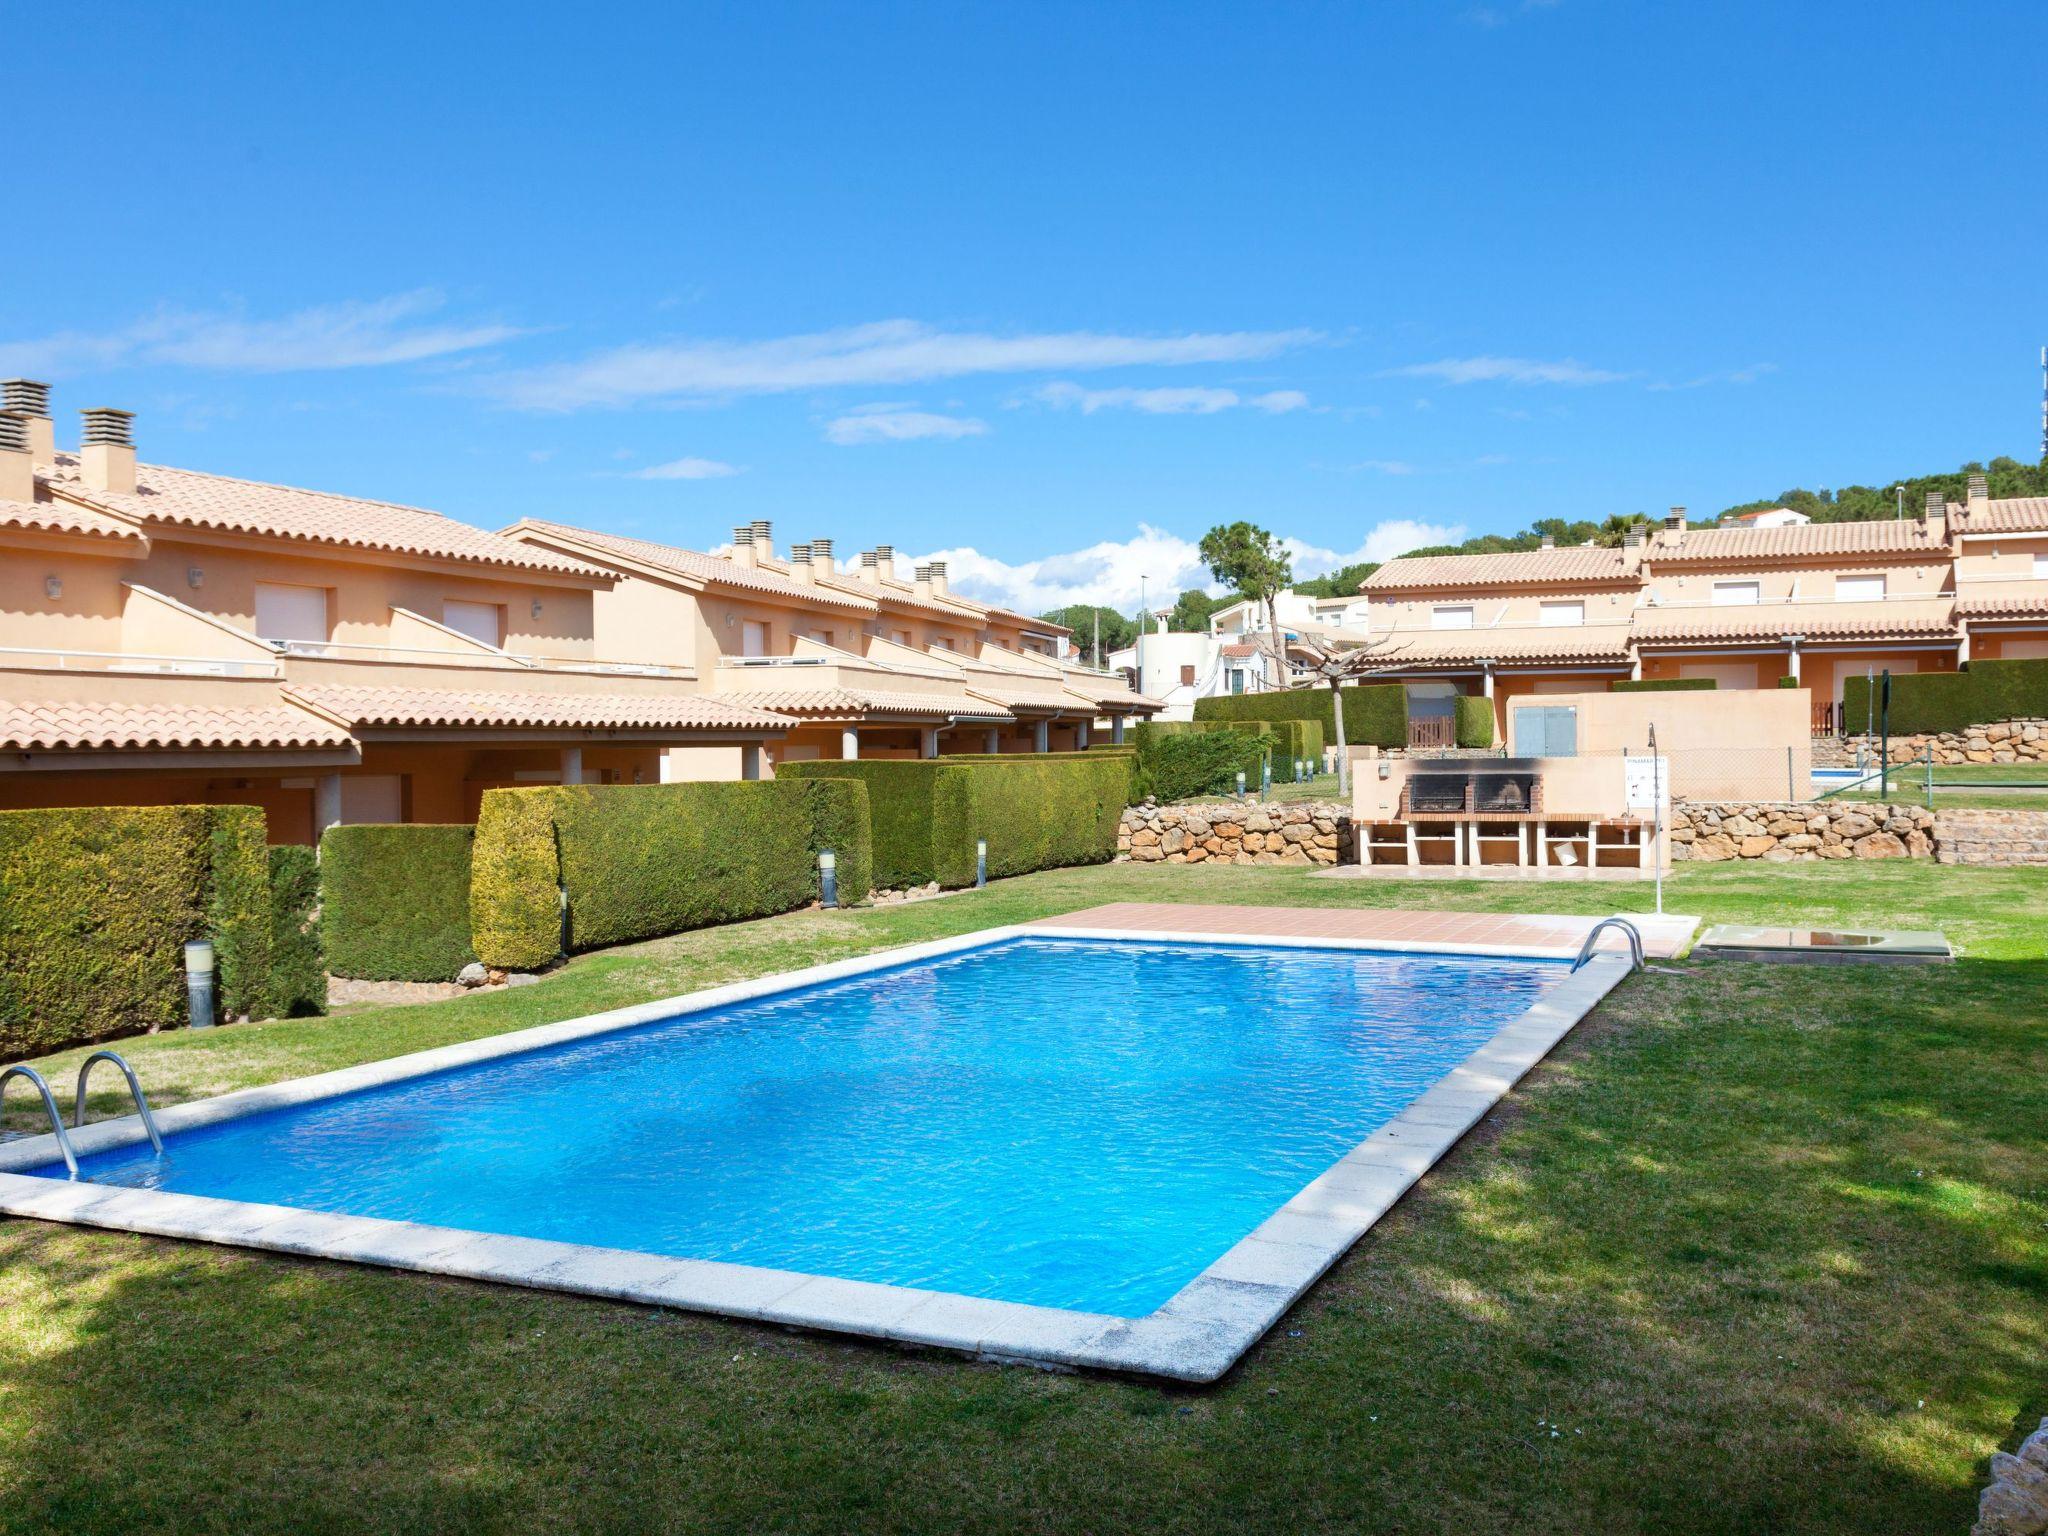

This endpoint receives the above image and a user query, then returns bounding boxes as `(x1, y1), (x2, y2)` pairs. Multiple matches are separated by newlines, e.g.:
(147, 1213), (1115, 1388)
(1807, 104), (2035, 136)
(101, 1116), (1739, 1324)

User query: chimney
(858, 549), (881, 585)
(810, 537), (834, 576)
(1623, 526), (1646, 549)
(0, 412), (33, 504)
(750, 519), (772, 560)
(1664, 506), (1687, 531)
(1967, 473), (1988, 516)
(875, 543), (896, 581)
(1925, 489), (1945, 521)
(1, 380), (54, 462)
(914, 563), (933, 600)
(789, 541), (815, 583)
(730, 525), (757, 567)
(79, 408), (136, 495)
(1539, 534), (1556, 550)
(927, 559), (948, 596)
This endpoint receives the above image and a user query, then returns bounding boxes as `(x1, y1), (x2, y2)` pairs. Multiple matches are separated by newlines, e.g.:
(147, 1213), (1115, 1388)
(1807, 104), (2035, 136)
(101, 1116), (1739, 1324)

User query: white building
(1108, 587), (1379, 719)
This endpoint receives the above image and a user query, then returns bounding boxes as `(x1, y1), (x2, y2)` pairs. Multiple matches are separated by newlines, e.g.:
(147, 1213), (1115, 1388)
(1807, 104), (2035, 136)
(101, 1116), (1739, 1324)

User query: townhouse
(1356, 479), (2048, 736)
(502, 520), (1158, 769)
(0, 382), (795, 840)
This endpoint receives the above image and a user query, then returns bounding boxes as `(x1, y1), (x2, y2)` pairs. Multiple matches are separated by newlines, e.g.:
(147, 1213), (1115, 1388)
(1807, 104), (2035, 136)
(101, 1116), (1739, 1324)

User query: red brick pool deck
(1025, 903), (1697, 958)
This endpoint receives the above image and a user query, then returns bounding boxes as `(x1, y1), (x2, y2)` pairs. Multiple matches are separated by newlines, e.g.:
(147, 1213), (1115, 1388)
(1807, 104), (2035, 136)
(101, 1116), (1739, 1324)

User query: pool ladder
(0, 1050), (164, 1180)
(1571, 917), (1645, 974)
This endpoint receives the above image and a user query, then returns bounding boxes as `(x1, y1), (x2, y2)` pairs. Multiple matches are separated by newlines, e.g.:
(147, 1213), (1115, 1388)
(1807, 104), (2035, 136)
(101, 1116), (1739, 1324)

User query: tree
(1167, 588), (1222, 632)
(1291, 629), (1411, 798)
(1293, 561), (1380, 598)
(1036, 604), (1135, 664)
(1199, 522), (1293, 690)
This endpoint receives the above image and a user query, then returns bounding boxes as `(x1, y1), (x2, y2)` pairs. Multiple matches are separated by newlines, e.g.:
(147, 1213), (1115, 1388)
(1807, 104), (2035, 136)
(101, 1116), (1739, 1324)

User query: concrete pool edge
(0, 920), (1643, 1383)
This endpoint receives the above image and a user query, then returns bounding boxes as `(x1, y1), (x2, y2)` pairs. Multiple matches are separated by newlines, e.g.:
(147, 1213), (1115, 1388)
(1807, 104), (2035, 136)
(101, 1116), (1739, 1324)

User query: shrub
(1777, 675), (1800, 688)
(1841, 658), (2048, 736)
(0, 804), (274, 1060)
(1193, 686), (1399, 747)
(320, 825), (477, 982)
(779, 757), (1121, 889)
(1140, 730), (1269, 802)
(1611, 678), (1717, 692)
(470, 780), (872, 970)
(1454, 694), (1495, 748)
(264, 844), (326, 1018)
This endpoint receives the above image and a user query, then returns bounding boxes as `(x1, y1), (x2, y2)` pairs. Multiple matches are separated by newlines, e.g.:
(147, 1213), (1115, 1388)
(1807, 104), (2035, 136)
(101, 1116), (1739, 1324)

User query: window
(741, 620), (769, 657)
(339, 774), (404, 825)
(253, 583), (329, 644)
(442, 599), (504, 646)
(1431, 605), (1474, 630)
(1711, 581), (1761, 607)
(2033, 554), (2048, 579)
(936, 636), (955, 651)
(1835, 574), (1885, 603)
(810, 629), (834, 649)
(892, 628), (913, 646)
(1539, 601), (1585, 627)
(1180, 664), (1196, 686)
(1512, 705), (1578, 758)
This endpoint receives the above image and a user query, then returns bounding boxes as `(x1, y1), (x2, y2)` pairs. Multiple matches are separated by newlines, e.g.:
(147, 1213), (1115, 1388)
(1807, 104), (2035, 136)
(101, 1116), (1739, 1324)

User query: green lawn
(1184, 769), (1345, 805)
(2, 861), (2044, 1533)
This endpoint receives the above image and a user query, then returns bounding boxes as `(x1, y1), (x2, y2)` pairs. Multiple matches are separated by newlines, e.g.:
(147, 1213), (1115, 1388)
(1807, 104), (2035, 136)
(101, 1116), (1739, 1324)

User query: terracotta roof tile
(0, 699), (352, 752)
(1646, 519), (1949, 563)
(0, 494), (146, 545)
(282, 685), (791, 732)
(1955, 497), (2048, 535)
(1955, 582), (2048, 619)
(508, 521), (879, 613)
(1369, 624), (1636, 665)
(41, 456), (607, 579)
(1363, 546), (1635, 590)
(1631, 598), (1955, 644)
(718, 685), (1014, 721)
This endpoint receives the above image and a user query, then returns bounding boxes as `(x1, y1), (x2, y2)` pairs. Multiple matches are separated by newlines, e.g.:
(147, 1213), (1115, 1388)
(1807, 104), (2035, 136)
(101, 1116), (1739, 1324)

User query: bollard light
(976, 838), (988, 889)
(1235, 770), (1246, 799)
(184, 939), (216, 1030)
(1261, 758), (1271, 799)
(818, 849), (839, 909)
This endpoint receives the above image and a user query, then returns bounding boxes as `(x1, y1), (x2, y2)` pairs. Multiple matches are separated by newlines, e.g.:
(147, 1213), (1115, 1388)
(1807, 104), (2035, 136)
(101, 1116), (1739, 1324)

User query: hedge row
(778, 756), (1123, 889)
(1454, 694), (1496, 748)
(1134, 728), (1270, 802)
(320, 825), (477, 981)
(1611, 678), (1717, 692)
(1193, 684), (1408, 748)
(0, 804), (273, 1060)
(1841, 657), (2048, 736)
(264, 844), (327, 1018)
(470, 779), (873, 971)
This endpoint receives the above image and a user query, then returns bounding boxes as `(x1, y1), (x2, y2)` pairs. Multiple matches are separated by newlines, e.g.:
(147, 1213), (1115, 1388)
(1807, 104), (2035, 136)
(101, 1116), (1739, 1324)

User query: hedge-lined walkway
(2, 861), (2044, 1533)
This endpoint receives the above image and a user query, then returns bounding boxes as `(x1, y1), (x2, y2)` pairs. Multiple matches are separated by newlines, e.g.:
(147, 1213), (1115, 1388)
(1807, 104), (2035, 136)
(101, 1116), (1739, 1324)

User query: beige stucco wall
(1367, 586), (1638, 632)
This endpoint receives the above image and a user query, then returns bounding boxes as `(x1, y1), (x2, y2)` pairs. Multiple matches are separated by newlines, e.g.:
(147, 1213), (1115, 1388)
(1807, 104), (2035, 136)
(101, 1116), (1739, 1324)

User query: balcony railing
(269, 638), (682, 677)
(0, 645), (281, 679)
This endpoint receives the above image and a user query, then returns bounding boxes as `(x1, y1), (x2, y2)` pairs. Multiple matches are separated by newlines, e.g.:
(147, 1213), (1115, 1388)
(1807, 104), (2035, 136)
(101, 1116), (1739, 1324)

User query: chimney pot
(750, 519), (772, 559)
(1925, 489), (1945, 519)
(1539, 534), (1555, 550)
(790, 542), (815, 582)
(730, 525), (757, 567)
(1666, 506), (1687, 528)
(1967, 472), (1988, 504)
(78, 407), (136, 495)
(0, 412), (32, 504)
(913, 563), (933, 598)
(1623, 527), (1646, 548)
(1, 380), (53, 462)
(810, 537), (834, 571)
(874, 543), (895, 579)
(928, 559), (948, 595)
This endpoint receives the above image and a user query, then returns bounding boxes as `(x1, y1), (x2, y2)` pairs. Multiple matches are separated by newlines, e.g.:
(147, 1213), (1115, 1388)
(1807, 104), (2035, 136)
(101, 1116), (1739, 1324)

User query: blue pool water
(34, 938), (1563, 1316)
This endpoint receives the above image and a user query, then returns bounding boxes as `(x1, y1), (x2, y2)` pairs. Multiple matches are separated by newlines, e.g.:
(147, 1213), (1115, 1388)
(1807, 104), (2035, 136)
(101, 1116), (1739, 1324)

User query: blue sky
(8, 1), (2044, 612)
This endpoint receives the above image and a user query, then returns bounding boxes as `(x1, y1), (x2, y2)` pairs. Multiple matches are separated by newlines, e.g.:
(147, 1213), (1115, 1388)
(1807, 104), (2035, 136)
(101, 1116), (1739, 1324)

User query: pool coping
(0, 921), (1641, 1384)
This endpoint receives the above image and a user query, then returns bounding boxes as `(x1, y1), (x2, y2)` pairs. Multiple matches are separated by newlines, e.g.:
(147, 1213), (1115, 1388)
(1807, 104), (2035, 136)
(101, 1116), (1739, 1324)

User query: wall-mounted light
(530, 599), (544, 619)
(43, 575), (61, 600)
(186, 566), (204, 590)
(725, 612), (736, 628)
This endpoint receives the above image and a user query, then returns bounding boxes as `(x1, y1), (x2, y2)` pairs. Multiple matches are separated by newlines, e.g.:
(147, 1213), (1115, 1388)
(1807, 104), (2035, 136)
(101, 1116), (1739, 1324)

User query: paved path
(1026, 901), (1698, 958)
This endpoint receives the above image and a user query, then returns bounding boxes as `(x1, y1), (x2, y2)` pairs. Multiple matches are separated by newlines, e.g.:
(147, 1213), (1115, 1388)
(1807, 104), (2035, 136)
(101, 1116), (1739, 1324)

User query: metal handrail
(1572, 917), (1645, 974)
(73, 1050), (164, 1155)
(0, 1065), (81, 1178)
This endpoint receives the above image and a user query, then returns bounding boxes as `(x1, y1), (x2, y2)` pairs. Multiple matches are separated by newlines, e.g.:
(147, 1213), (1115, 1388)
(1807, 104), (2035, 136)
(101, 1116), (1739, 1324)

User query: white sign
(1624, 755), (1668, 811)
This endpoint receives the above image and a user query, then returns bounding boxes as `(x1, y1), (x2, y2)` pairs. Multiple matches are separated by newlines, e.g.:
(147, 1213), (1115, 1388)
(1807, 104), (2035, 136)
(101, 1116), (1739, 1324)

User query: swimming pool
(0, 921), (1636, 1379)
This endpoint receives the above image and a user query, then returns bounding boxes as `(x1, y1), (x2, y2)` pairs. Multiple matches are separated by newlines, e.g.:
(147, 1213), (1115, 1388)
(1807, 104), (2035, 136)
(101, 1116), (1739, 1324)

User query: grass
(2, 860), (2045, 1533)
(1184, 770), (1345, 805)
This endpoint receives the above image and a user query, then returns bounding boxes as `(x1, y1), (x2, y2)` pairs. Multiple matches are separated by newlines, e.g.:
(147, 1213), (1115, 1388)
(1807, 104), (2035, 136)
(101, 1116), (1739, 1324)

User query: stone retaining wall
(1664, 801), (1936, 861)
(1935, 808), (2048, 867)
(1819, 718), (2048, 766)
(1118, 801), (1353, 865)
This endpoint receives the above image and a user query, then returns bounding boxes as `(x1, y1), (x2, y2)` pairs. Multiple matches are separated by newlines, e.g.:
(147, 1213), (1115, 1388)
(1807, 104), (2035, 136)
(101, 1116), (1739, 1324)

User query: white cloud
(0, 289), (522, 377)
(485, 319), (1320, 409)
(627, 456), (744, 480)
(1343, 459), (1419, 476)
(1380, 355), (1632, 386)
(1647, 362), (1778, 391)
(898, 517), (1464, 614)
(1031, 381), (1314, 416)
(825, 405), (989, 445)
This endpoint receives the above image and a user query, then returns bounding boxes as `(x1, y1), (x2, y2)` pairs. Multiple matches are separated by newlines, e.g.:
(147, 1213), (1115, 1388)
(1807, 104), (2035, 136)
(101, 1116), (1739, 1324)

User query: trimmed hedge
(320, 825), (477, 982)
(778, 756), (1124, 890)
(264, 844), (326, 1018)
(1454, 694), (1496, 749)
(1841, 657), (2048, 736)
(1139, 729), (1269, 802)
(1194, 684), (1407, 748)
(0, 804), (271, 1060)
(470, 779), (873, 971)
(1611, 678), (1717, 692)
(1777, 675), (1800, 688)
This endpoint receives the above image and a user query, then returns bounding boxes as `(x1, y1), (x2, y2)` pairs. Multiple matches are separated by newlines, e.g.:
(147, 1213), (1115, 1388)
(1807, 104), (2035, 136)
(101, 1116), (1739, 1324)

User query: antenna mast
(2040, 345), (2047, 461)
